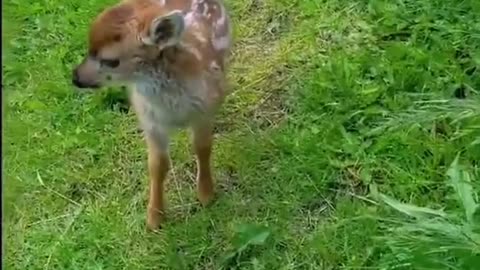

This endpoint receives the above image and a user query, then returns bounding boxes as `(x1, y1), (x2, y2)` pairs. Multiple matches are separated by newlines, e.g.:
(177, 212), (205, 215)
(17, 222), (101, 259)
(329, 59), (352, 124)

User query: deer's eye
(100, 59), (120, 68)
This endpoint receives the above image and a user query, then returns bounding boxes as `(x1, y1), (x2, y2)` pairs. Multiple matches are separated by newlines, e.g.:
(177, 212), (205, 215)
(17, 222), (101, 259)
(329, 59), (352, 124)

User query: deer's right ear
(142, 10), (185, 46)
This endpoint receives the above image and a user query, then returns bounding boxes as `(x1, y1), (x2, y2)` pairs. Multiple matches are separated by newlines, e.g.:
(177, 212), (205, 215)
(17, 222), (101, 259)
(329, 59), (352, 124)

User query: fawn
(72, 0), (232, 230)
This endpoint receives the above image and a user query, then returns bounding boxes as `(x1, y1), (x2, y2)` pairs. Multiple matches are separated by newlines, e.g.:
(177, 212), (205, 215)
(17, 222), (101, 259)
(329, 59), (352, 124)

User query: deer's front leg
(145, 133), (170, 230)
(192, 121), (215, 206)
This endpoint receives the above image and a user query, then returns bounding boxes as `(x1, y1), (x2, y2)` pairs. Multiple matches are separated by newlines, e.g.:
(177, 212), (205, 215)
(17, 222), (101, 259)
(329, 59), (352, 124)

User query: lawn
(3, 0), (480, 269)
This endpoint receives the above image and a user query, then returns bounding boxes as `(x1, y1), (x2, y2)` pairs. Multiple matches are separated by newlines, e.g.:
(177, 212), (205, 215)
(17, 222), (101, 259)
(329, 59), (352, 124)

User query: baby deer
(72, 0), (232, 230)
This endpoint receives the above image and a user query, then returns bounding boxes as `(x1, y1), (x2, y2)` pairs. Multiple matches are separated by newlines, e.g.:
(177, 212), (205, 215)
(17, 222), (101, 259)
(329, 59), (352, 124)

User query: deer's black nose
(71, 69), (99, 89)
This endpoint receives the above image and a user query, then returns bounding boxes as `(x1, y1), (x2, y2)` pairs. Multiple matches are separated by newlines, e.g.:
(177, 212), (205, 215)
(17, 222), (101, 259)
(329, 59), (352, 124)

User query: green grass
(3, 0), (480, 269)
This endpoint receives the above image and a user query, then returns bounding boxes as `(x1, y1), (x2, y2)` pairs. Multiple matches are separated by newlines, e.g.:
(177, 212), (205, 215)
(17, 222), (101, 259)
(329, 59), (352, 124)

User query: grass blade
(447, 154), (478, 223)
(379, 193), (447, 219)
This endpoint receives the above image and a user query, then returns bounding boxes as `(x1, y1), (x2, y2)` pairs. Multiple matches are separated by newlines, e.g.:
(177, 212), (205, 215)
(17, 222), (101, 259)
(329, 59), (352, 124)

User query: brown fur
(89, 4), (135, 56)
(72, 0), (232, 230)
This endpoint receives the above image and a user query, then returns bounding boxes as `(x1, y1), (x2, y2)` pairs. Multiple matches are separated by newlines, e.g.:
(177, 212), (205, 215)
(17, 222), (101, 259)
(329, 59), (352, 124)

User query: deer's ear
(142, 10), (185, 46)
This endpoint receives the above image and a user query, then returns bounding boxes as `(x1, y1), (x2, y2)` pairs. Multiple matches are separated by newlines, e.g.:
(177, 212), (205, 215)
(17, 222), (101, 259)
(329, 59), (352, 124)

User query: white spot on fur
(202, 4), (209, 16)
(212, 35), (230, 51)
(188, 0), (232, 52)
(210, 61), (220, 71)
(181, 42), (203, 60)
(191, 0), (205, 10)
(184, 12), (198, 27)
(193, 31), (207, 43)
(216, 4), (227, 27)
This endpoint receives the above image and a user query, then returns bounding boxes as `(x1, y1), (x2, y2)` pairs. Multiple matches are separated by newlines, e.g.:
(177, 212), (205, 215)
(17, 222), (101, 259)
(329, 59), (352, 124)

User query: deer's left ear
(142, 10), (185, 46)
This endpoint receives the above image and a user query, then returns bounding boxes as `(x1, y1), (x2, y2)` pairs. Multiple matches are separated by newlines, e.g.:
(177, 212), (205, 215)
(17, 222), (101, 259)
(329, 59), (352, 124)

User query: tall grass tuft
(372, 152), (480, 270)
